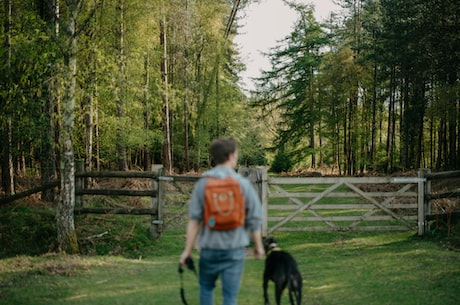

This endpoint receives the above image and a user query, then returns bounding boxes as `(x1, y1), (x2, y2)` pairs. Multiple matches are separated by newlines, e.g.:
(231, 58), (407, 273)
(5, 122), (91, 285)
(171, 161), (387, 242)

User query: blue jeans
(199, 247), (246, 305)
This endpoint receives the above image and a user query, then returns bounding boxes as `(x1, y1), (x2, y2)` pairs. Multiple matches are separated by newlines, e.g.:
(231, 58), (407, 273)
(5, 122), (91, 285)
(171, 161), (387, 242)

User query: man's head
(210, 137), (238, 167)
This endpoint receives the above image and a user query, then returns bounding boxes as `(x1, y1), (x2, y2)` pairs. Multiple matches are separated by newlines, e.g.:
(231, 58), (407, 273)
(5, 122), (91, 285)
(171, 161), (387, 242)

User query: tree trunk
(41, 0), (60, 202)
(116, 0), (128, 171)
(57, 0), (79, 254)
(183, 0), (190, 172)
(447, 82), (458, 169)
(85, 86), (94, 173)
(143, 54), (152, 171)
(1, 0), (14, 196)
(160, 14), (172, 173)
(1, 119), (14, 195)
(95, 104), (100, 171)
(370, 53), (377, 170)
(386, 65), (396, 173)
(309, 67), (315, 168)
(85, 4), (97, 177)
(41, 89), (58, 202)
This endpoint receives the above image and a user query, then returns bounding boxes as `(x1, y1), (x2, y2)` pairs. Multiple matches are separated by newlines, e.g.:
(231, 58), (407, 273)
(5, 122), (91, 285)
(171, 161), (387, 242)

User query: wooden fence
(74, 164), (204, 239)
(74, 165), (166, 238)
(158, 168), (425, 236)
(2, 165), (458, 238)
(421, 169), (460, 235)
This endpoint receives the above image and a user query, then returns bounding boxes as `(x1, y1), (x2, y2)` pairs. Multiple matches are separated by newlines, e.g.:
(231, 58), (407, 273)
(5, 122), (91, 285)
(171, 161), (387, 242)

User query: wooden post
(260, 169), (269, 238)
(418, 168), (430, 236)
(424, 168), (431, 233)
(150, 164), (164, 239)
(238, 167), (268, 237)
(75, 160), (84, 208)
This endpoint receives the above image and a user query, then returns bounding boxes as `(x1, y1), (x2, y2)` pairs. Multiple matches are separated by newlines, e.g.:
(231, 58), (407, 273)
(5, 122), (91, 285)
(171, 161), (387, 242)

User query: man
(179, 137), (265, 305)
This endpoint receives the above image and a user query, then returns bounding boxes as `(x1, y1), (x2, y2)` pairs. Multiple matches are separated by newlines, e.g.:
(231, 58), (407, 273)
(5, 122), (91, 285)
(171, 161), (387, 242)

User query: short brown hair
(210, 137), (237, 165)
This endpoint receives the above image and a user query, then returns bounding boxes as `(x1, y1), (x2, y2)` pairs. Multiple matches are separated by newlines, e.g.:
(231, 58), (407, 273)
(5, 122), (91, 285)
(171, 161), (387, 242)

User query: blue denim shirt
(189, 166), (263, 250)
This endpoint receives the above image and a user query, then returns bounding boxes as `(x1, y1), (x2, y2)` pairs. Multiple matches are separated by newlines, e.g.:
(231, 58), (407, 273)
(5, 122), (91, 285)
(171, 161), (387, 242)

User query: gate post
(260, 169), (268, 238)
(150, 164), (164, 239)
(418, 168), (430, 236)
(238, 167), (268, 237)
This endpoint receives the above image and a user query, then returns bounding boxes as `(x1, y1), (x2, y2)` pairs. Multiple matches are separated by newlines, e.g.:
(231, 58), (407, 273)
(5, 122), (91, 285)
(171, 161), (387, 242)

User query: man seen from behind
(179, 136), (265, 305)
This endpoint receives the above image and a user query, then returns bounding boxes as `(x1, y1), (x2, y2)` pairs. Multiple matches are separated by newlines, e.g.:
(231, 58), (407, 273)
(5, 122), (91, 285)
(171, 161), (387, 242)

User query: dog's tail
(288, 274), (302, 305)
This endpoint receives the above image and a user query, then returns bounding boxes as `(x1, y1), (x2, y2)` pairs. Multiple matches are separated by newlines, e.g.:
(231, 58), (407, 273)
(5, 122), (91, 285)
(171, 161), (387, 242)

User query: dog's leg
(275, 282), (285, 305)
(288, 286), (295, 305)
(289, 276), (302, 305)
(296, 283), (302, 305)
(288, 284), (301, 305)
(296, 275), (302, 305)
(263, 277), (270, 305)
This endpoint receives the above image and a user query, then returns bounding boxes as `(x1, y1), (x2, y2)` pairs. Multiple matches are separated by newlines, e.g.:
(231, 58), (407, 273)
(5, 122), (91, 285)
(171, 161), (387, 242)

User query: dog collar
(267, 244), (281, 255)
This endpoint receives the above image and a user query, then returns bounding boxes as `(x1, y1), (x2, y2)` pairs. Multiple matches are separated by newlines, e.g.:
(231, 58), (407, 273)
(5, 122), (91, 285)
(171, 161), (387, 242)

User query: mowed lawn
(0, 230), (459, 305)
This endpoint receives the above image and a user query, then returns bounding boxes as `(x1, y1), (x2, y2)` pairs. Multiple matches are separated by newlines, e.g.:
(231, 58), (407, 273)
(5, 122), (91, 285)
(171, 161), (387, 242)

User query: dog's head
(264, 236), (278, 253)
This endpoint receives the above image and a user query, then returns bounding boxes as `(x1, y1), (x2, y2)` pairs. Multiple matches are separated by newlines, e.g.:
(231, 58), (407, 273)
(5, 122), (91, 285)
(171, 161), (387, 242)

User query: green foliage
(270, 147), (293, 173)
(251, 0), (460, 173)
(0, 205), (57, 258)
(77, 214), (154, 258)
(0, 0), (262, 177)
(253, 4), (328, 160)
(1, 0), (459, 181)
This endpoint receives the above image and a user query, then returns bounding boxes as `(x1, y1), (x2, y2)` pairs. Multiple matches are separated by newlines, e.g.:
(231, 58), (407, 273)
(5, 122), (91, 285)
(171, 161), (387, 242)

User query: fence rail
(71, 168), (460, 237)
(74, 164), (166, 238)
(422, 169), (460, 235)
(2, 166), (458, 238)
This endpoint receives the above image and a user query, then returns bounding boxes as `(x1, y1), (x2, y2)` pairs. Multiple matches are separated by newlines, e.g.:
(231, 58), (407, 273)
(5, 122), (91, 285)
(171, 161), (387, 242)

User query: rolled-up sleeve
(189, 178), (206, 222)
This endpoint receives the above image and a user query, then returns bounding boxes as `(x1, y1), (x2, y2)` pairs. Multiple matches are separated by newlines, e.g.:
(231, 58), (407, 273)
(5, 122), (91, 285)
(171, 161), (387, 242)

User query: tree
(0, 0), (14, 195)
(56, 0), (81, 254)
(115, 0), (128, 171)
(38, 0), (60, 202)
(160, 8), (172, 173)
(424, 0), (460, 169)
(253, 2), (328, 169)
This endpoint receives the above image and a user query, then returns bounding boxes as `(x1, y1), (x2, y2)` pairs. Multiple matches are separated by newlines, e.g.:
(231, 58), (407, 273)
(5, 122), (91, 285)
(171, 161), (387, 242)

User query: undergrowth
(0, 200), (160, 259)
(1, 196), (459, 259)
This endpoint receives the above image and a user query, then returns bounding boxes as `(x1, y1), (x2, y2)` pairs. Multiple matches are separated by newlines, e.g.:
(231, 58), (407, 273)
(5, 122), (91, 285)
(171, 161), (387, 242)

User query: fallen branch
(85, 231), (109, 240)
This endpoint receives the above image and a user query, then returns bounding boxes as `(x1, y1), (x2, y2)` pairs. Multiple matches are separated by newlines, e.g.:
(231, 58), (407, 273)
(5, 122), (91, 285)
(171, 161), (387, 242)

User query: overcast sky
(235, 0), (341, 91)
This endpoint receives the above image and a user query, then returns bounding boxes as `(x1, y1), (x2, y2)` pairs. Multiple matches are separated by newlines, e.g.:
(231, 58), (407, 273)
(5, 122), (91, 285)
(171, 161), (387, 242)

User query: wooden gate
(159, 168), (425, 236)
(259, 174), (422, 236)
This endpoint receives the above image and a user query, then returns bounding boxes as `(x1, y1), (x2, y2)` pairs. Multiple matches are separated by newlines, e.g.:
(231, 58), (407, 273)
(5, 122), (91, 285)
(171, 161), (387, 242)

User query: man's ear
(229, 151), (238, 167)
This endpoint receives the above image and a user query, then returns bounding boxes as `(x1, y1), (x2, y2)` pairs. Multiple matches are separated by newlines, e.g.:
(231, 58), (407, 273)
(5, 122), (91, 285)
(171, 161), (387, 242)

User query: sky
(235, 0), (341, 91)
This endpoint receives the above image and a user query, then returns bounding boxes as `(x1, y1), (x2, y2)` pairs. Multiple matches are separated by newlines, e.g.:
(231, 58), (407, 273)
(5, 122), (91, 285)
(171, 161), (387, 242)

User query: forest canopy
(0, 0), (459, 189)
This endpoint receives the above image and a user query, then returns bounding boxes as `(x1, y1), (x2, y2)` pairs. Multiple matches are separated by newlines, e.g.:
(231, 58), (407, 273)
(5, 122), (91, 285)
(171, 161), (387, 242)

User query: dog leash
(178, 257), (197, 305)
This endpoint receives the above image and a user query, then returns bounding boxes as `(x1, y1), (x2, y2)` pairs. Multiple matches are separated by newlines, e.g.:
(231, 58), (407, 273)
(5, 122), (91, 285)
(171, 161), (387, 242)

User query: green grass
(284, 231), (460, 305)
(1, 191), (459, 305)
(1, 229), (459, 305)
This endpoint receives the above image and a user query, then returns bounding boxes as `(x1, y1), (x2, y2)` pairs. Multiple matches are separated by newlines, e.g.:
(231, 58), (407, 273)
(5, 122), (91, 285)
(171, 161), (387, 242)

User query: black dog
(263, 237), (302, 305)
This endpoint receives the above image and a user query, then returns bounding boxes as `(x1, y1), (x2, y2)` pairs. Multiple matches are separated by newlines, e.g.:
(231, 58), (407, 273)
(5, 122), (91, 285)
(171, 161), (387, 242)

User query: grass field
(1, 227), (459, 305)
(1, 176), (459, 305)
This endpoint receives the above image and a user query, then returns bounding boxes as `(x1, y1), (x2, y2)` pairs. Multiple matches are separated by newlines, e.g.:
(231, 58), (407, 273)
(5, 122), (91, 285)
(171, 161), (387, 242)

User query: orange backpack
(203, 176), (245, 230)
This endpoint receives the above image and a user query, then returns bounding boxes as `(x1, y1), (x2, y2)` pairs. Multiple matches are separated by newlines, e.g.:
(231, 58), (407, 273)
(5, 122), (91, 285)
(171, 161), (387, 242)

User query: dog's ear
(264, 236), (276, 247)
